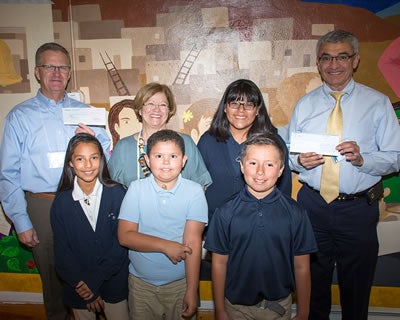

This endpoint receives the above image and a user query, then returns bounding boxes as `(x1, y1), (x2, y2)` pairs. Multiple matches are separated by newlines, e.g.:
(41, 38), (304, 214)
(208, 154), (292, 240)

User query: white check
(290, 132), (340, 156)
(62, 107), (107, 126)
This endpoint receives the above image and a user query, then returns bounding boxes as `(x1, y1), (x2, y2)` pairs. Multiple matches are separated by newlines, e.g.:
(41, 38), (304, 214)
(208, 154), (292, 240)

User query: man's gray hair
(316, 29), (358, 55)
(35, 42), (71, 66)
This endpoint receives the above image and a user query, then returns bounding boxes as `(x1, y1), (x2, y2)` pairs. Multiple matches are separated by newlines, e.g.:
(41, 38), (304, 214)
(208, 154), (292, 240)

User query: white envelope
(62, 107), (106, 126)
(289, 132), (340, 156)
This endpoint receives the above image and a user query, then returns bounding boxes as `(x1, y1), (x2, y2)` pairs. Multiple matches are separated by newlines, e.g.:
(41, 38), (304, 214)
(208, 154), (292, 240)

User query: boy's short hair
(240, 133), (286, 167)
(147, 129), (185, 156)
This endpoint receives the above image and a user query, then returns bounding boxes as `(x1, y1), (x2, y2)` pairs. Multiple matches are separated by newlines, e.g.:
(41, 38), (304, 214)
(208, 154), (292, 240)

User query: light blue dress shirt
(288, 80), (400, 194)
(0, 90), (111, 233)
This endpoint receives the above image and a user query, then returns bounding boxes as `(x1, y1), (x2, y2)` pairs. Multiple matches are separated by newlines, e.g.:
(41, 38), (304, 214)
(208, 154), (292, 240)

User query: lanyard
(137, 131), (151, 179)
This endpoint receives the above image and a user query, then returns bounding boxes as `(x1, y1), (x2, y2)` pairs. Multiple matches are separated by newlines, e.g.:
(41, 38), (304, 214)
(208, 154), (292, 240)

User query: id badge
(47, 152), (65, 169)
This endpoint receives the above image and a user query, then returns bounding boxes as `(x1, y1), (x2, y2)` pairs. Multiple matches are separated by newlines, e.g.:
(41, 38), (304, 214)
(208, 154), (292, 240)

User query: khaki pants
(72, 299), (129, 320)
(128, 274), (195, 320)
(26, 192), (68, 320)
(225, 295), (292, 320)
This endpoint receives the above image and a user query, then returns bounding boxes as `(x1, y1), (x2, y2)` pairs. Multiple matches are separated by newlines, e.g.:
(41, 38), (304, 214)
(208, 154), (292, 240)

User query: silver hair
(316, 29), (358, 55)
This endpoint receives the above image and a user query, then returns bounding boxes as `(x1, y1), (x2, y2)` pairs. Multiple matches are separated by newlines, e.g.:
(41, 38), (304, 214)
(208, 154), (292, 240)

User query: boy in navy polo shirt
(205, 133), (317, 319)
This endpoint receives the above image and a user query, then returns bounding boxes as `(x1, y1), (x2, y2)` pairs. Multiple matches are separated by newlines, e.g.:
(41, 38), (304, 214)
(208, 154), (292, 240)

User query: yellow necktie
(320, 92), (344, 203)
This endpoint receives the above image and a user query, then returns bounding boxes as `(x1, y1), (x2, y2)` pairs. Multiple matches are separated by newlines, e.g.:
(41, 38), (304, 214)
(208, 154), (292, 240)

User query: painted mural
(0, 0), (399, 304)
(0, 27), (30, 94)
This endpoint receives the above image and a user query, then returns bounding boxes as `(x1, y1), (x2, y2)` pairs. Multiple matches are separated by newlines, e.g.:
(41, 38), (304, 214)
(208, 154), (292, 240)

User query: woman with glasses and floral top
(108, 82), (212, 189)
(197, 79), (292, 224)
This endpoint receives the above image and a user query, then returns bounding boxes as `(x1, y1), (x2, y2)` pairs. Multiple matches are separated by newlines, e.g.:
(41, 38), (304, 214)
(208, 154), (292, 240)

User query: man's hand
(337, 141), (364, 166)
(75, 123), (95, 136)
(18, 228), (39, 248)
(297, 152), (324, 169)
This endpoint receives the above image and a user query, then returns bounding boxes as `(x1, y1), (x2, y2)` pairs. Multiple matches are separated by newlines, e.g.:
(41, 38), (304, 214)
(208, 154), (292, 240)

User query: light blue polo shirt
(119, 174), (208, 285)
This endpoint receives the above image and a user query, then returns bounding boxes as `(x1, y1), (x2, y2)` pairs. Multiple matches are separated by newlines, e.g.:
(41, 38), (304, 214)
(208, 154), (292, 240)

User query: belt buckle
(256, 299), (268, 309)
(255, 298), (286, 316)
(336, 194), (357, 201)
(336, 195), (344, 201)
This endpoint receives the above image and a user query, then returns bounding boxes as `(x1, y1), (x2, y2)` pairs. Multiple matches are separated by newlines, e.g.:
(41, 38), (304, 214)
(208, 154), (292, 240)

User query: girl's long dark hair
(57, 133), (119, 192)
(208, 79), (277, 142)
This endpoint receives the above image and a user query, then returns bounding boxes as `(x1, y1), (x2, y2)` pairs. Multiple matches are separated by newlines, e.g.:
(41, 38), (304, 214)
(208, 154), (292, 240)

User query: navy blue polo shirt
(204, 187), (317, 305)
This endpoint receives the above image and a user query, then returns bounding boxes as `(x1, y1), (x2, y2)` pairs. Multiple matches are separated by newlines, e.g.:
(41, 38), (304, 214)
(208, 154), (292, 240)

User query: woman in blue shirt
(108, 83), (212, 189)
(198, 79), (292, 222)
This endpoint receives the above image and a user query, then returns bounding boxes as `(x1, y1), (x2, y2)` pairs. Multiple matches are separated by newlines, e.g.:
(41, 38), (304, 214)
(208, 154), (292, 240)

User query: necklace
(138, 131), (151, 177)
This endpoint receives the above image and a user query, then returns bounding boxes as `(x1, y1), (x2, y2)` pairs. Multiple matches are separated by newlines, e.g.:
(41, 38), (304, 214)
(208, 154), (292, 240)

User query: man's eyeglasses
(228, 101), (256, 111)
(143, 102), (169, 111)
(318, 53), (356, 64)
(37, 64), (71, 73)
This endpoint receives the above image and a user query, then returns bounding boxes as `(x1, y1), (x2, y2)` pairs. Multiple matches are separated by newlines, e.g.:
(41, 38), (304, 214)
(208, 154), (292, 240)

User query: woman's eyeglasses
(228, 101), (256, 111)
(143, 102), (169, 111)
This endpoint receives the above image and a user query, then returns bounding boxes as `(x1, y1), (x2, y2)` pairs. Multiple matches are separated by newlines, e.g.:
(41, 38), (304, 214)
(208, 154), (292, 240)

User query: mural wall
(0, 0), (399, 306)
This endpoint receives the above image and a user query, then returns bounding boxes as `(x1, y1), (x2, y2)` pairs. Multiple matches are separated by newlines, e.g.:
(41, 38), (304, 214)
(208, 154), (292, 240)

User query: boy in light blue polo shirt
(118, 129), (208, 320)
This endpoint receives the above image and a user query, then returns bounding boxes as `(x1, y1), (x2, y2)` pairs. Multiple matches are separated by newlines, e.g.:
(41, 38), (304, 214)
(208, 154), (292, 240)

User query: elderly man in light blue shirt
(0, 42), (110, 320)
(287, 30), (400, 320)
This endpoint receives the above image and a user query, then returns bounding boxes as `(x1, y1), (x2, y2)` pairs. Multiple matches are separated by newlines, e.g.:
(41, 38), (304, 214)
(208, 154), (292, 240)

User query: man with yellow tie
(288, 30), (400, 320)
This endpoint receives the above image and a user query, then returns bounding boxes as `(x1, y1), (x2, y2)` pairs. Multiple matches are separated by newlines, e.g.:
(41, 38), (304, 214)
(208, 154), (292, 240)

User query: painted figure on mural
(181, 98), (219, 144)
(378, 36), (400, 99)
(378, 36), (400, 207)
(107, 99), (140, 150)
(0, 39), (22, 87)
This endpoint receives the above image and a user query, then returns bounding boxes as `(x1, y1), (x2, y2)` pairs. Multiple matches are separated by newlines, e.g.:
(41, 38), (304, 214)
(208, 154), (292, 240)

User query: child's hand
(291, 315), (308, 320)
(215, 309), (230, 320)
(164, 242), (192, 264)
(86, 296), (105, 313)
(75, 281), (94, 301)
(181, 291), (198, 318)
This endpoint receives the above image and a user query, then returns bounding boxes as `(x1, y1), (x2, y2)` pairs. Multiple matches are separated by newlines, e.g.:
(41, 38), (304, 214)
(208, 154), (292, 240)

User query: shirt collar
(322, 79), (355, 98)
(37, 89), (67, 107)
(149, 174), (182, 194)
(72, 176), (102, 201)
(240, 186), (280, 203)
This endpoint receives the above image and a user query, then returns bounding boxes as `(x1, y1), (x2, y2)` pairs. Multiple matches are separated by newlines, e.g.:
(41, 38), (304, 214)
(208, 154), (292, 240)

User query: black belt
(336, 190), (368, 201)
(304, 181), (383, 204)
